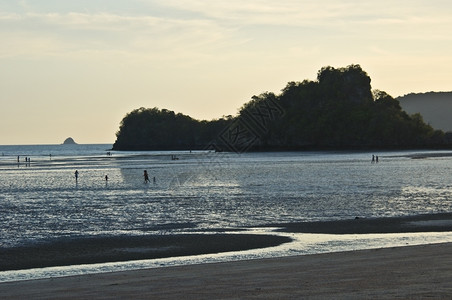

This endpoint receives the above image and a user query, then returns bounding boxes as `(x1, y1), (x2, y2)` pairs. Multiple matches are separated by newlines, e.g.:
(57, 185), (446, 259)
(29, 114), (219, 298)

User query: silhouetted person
(144, 170), (150, 183)
(105, 175), (108, 182)
(372, 155), (375, 163)
(376, 155), (379, 163)
(75, 170), (79, 181)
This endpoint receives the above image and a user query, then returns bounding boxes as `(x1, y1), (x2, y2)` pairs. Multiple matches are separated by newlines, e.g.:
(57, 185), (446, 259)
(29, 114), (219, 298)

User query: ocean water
(2, 144), (452, 281)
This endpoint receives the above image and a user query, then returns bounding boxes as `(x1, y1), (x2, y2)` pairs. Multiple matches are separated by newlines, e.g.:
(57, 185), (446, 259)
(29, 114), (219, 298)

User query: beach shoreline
(275, 212), (452, 234)
(2, 213), (452, 298)
(1, 242), (452, 299)
(0, 234), (291, 272)
(0, 213), (452, 271)
(3, 213), (452, 273)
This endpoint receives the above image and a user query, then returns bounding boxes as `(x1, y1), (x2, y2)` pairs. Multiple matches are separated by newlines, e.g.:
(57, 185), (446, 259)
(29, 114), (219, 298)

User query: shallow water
(2, 229), (452, 283)
(1, 145), (452, 281)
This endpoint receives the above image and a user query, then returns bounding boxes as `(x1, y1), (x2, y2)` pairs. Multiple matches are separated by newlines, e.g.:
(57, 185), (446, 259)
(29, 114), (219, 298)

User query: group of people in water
(17, 155), (32, 164)
(74, 170), (101, 183)
(74, 169), (155, 184)
(371, 155), (379, 163)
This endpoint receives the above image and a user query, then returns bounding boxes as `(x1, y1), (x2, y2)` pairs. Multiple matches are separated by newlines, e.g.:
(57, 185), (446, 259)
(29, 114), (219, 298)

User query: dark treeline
(113, 64), (451, 151)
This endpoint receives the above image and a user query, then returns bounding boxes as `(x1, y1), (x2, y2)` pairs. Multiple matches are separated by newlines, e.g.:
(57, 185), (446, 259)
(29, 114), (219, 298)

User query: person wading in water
(144, 170), (150, 183)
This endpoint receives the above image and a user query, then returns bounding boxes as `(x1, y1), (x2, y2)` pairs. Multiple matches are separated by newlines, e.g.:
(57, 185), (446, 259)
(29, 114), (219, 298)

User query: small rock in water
(63, 137), (77, 145)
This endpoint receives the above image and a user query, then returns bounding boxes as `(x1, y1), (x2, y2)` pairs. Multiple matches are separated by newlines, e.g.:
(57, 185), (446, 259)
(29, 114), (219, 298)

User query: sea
(2, 144), (452, 282)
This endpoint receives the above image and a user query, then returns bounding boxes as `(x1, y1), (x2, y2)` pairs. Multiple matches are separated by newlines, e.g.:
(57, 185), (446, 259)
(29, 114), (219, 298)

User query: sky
(1, 1), (451, 145)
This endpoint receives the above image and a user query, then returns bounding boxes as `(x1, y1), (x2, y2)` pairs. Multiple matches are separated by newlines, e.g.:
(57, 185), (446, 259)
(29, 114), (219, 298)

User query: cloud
(159, 0), (452, 30)
(0, 10), (235, 62)
(1, 1), (451, 65)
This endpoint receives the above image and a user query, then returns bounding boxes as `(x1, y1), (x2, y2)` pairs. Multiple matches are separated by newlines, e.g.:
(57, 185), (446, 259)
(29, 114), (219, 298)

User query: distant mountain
(398, 92), (452, 132)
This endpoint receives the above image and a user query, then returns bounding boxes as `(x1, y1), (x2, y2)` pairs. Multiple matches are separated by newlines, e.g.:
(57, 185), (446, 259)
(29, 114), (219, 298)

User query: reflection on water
(2, 149), (452, 247)
(2, 229), (452, 283)
(2, 146), (452, 281)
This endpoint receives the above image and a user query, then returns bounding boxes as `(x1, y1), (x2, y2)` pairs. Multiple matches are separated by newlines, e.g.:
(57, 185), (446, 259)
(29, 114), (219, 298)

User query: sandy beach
(2, 214), (452, 298)
(0, 242), (451, 299)
(3, 213), (452, 272)
(0, 234), (291, 272)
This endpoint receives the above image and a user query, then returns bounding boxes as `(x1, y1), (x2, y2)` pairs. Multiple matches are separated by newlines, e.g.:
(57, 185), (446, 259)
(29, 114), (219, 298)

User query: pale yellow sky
(1, 0), (451, 145)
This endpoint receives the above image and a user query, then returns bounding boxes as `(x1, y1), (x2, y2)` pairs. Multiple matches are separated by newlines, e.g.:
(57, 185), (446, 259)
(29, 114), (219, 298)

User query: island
(63, 137), (77, 145)
(113, 64), (452, 151)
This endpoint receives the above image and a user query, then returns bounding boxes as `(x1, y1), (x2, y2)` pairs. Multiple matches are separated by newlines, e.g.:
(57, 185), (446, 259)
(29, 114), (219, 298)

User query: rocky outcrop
(63, 137), (77, 145)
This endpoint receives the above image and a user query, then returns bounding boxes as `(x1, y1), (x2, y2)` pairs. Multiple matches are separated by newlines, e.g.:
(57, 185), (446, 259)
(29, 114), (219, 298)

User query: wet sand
(1, 242), (452, 299)
(2, 213), (452, 298)
(3, 213), (452, 272)
(275, 212), (452, 234)
(0, 234), (291, 272)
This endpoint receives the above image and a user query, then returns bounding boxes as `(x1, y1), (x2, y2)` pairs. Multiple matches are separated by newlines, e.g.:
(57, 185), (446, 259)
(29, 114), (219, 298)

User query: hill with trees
(113, 65), (450, 151)
(398, 92), (452, 132)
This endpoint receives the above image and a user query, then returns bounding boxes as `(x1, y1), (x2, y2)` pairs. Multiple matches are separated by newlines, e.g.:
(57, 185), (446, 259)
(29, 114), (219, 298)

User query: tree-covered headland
(113, 65), (449, 151)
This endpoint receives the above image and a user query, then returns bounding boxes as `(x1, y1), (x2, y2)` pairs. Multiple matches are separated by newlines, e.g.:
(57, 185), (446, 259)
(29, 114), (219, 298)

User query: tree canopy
(113, 65), (449, 151)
